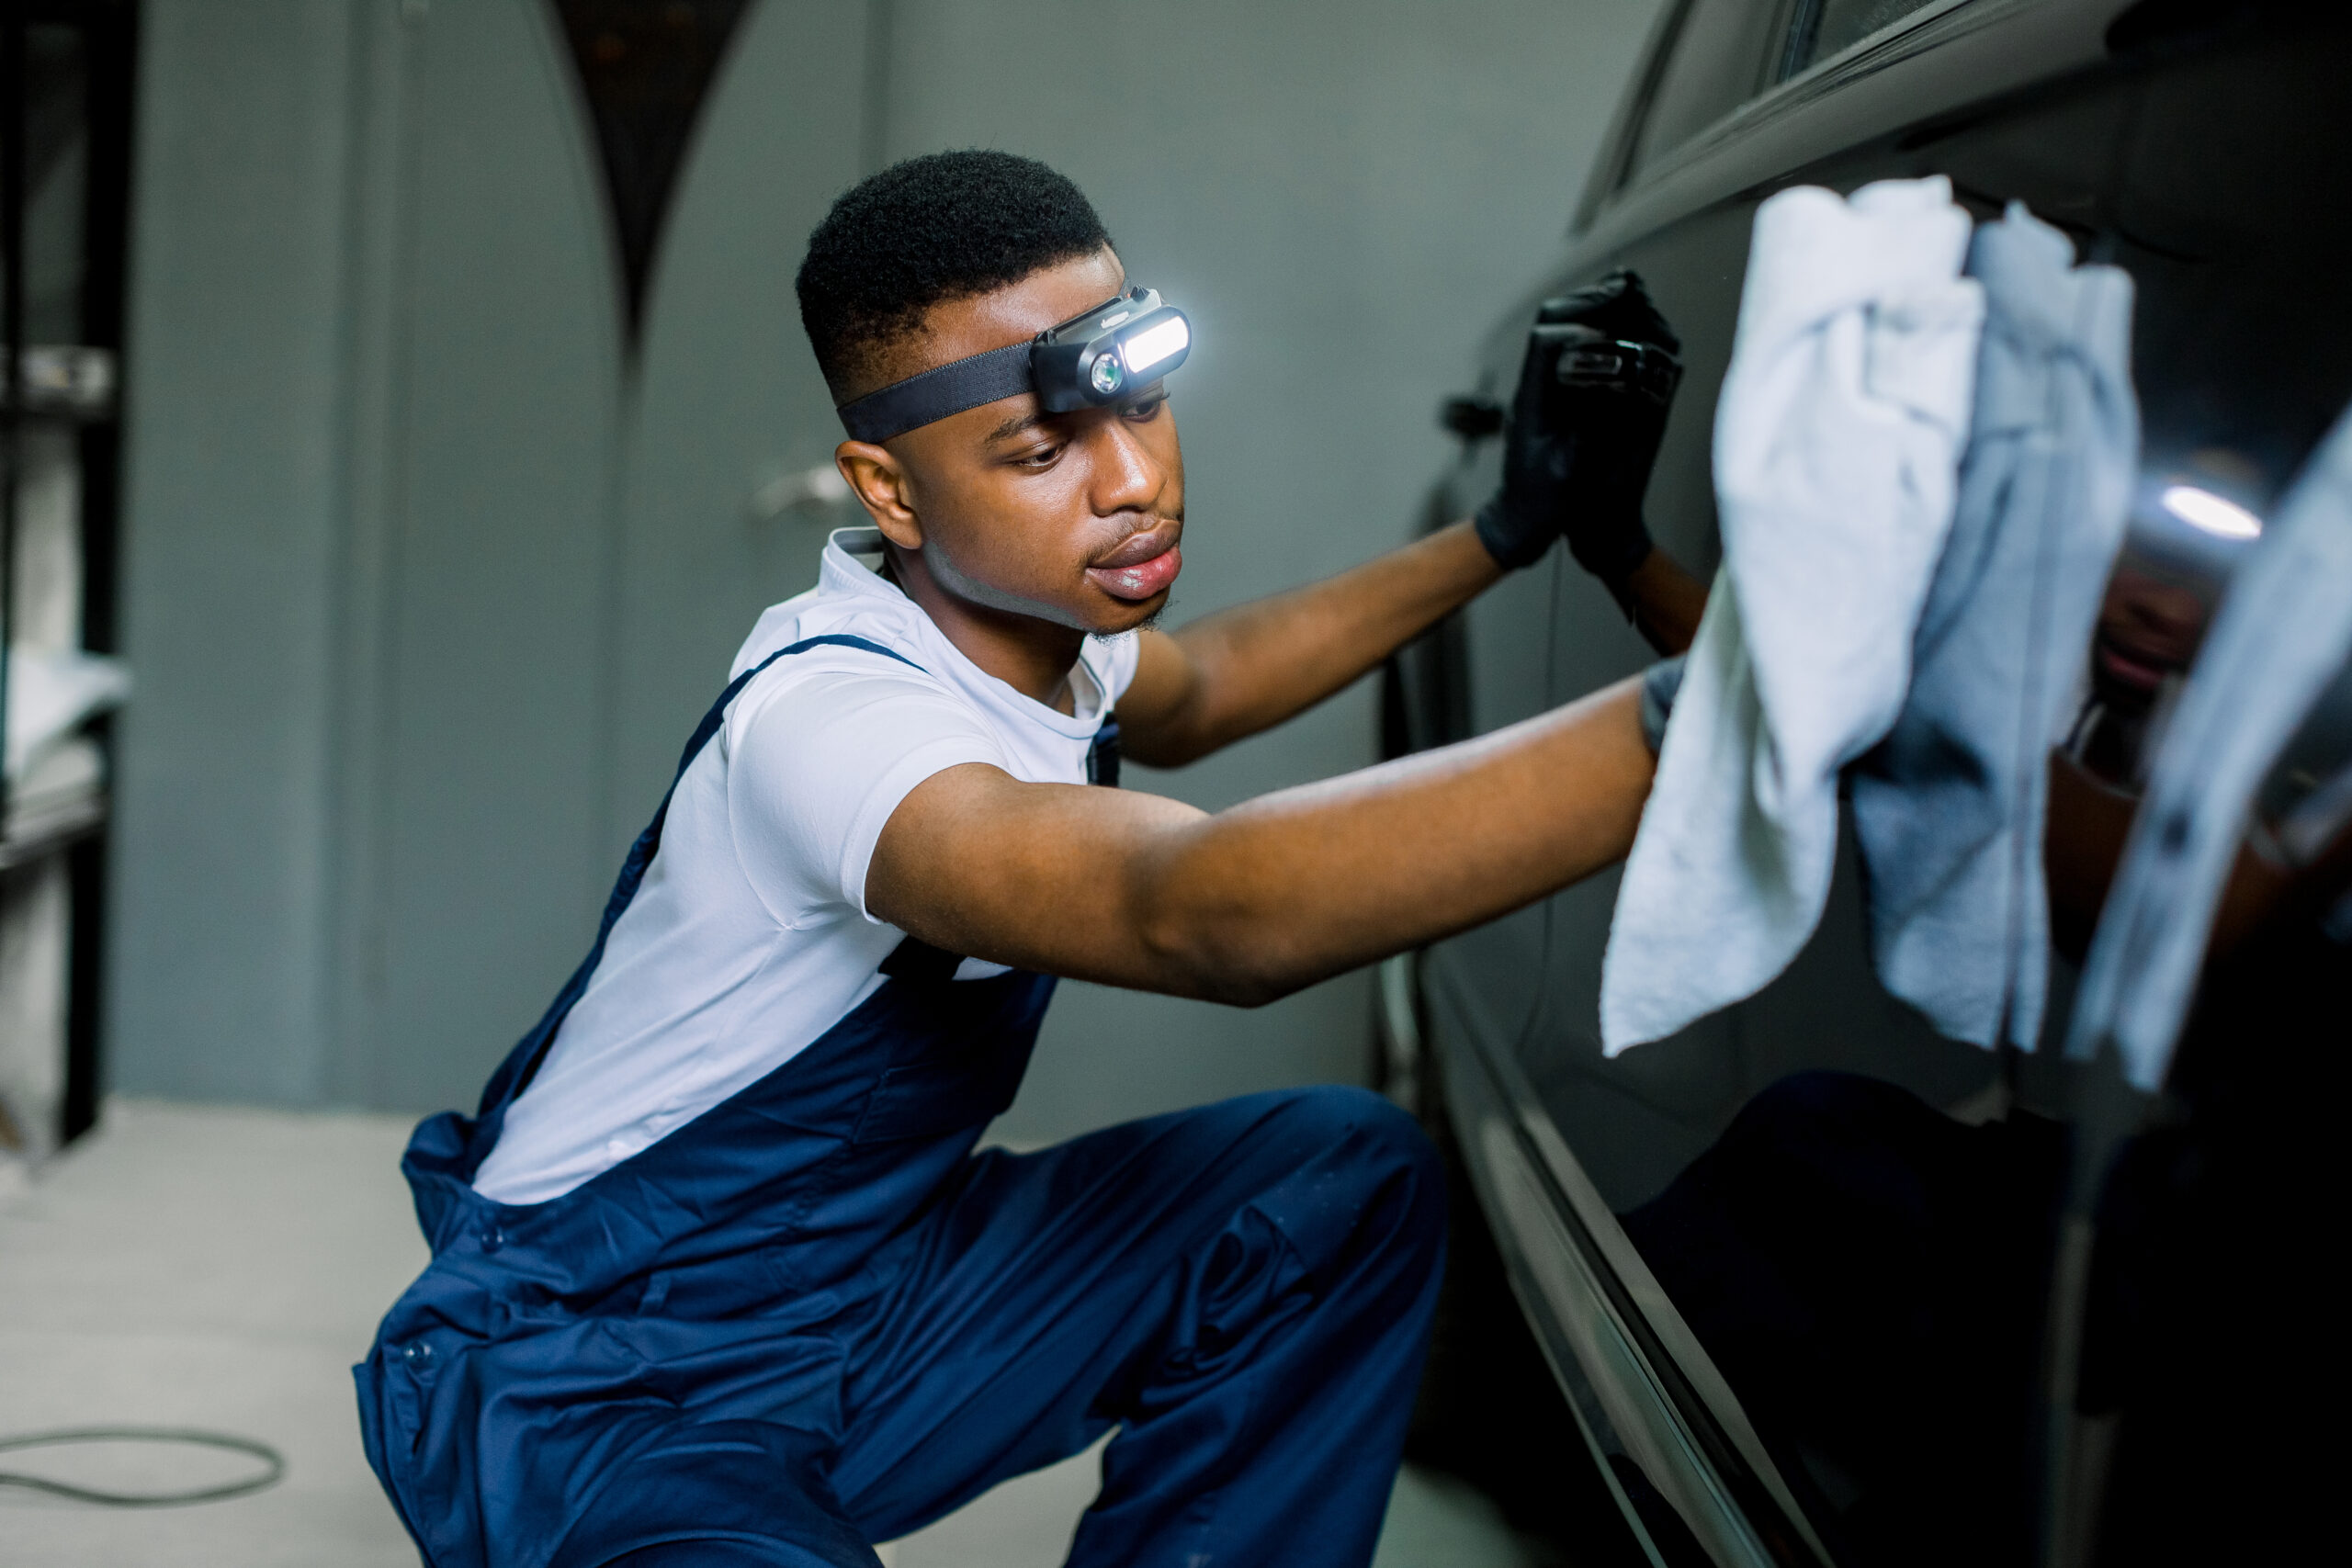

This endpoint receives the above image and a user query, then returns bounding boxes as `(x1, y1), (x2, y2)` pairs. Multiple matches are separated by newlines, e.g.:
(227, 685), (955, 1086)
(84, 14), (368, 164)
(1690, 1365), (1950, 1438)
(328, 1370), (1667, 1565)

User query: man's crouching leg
(833, 1085), (1447, 1568)
(548, 1419), (877, 1568)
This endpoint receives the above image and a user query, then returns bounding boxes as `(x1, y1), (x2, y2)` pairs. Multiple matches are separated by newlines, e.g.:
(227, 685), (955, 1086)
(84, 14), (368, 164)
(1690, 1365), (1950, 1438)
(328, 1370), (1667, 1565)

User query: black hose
(0, 1427), (286, 1507)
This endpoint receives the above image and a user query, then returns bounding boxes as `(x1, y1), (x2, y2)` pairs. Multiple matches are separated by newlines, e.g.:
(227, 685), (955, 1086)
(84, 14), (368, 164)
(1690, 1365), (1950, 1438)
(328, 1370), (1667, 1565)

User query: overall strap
(1088, 716), (1121, 787)
(478, 635), (921, 1113)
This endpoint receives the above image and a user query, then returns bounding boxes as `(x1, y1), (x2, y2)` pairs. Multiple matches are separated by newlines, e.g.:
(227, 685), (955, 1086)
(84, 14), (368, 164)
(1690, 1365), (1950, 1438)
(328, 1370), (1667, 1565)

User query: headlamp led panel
(835, 286), (1191, 444)
(1032, 288), (1191, 412)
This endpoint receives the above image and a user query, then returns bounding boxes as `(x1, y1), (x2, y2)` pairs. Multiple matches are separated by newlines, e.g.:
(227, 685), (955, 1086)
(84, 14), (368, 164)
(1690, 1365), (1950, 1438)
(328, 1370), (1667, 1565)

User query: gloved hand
(1474, 270), (1683, 580)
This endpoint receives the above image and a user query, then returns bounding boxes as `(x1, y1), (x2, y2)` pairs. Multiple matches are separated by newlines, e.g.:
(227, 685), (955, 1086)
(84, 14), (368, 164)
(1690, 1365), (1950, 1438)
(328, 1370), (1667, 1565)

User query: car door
(1408, 423), (1573, 1059)
(1436, 2), (2352, 1565)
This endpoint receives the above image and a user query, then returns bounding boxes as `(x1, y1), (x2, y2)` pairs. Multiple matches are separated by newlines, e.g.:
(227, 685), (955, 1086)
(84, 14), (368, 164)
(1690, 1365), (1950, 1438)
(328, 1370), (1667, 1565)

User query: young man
(358, 152), (1691, 1568)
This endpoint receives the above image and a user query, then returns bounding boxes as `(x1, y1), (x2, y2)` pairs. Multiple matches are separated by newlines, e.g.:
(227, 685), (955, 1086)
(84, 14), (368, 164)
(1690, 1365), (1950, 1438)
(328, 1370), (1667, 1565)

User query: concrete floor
(0, 1101), (1545, 1566)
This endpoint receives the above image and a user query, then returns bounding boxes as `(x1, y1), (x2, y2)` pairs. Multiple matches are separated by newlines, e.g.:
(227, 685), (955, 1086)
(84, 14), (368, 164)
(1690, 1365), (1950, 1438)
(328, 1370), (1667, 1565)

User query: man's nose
(1089, 418), (1166, 516)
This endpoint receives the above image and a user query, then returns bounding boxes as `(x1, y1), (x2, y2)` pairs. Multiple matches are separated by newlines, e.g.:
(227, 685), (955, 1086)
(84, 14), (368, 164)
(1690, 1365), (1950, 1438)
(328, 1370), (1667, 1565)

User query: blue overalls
(356, 636), (1446, 1568)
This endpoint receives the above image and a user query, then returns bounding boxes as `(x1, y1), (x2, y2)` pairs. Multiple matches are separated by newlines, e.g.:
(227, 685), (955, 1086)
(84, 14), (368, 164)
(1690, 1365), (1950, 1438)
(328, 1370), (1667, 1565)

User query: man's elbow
(1195, 968), (1294, 1009)
(1134, 908), (1299, 1009)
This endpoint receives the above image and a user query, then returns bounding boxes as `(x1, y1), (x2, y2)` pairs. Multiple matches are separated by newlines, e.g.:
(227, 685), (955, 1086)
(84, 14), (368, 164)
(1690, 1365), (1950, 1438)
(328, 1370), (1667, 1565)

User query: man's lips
(1086, 531), (1182, 602)
(2096, 635), (2173, 693)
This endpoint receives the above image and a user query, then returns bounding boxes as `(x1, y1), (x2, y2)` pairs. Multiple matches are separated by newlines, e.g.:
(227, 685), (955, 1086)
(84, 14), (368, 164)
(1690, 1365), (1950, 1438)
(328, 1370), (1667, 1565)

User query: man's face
(838, 247), (1186, 637)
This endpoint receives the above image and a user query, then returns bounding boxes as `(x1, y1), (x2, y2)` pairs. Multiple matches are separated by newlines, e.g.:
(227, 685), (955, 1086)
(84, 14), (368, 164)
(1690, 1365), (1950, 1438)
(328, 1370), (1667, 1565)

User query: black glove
(1474, 270), (1683, 580)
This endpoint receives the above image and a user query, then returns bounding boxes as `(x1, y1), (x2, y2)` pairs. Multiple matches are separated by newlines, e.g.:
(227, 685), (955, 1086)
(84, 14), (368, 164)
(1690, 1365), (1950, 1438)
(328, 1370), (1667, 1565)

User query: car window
(1782, 0), (1947, 76)
(1624, 0), (1788, 180)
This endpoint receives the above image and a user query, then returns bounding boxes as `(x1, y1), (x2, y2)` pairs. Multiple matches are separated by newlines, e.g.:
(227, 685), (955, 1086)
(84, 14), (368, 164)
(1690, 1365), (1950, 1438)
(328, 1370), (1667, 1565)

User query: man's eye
(1012, 443), (1064, 468)
(1123, 393), (1168, 420)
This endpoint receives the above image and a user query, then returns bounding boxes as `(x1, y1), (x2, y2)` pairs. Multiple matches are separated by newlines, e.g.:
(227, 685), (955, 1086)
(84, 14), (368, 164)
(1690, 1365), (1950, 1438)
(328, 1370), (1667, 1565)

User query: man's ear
(835, 442), (923, 551)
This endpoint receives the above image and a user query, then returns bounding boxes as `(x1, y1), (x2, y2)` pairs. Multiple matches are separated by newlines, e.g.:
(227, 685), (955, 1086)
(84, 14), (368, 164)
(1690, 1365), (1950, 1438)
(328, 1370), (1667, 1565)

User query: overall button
(479, 1224), (505, 1254)
(401, 1340), (437, 1370)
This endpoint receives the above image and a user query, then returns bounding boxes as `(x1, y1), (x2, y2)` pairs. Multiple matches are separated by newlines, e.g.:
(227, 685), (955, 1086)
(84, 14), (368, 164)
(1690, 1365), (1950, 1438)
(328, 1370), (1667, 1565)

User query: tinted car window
(1784, 0), (1947, 75)
(1624, 0), (1786, 179)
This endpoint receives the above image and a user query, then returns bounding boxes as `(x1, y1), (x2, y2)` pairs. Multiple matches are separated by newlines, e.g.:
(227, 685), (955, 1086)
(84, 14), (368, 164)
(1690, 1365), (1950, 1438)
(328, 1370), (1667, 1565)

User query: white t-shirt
(471, 527), (1139, 1204)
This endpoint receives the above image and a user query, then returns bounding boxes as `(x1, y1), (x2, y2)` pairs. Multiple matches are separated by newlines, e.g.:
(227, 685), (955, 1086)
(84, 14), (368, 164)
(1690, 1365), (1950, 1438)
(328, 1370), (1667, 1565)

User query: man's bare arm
(1116, 520), (1501, 767)
(867, 677), (1652, 1006)
(1619, 545), (1710, 656)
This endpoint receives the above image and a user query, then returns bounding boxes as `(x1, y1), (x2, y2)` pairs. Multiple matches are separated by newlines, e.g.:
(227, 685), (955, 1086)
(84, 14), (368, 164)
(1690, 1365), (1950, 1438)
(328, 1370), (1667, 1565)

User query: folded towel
(2067, 400), (2352, 1089)
(1601, 176), (1984, 1055)
(1852, 205), (2138, 1050)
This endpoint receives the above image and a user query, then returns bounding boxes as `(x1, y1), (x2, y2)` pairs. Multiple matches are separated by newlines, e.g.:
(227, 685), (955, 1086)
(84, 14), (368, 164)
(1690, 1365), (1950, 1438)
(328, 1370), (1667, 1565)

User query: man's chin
(1092, 609), (1166, 637)
(1084, 589), (1172, 637)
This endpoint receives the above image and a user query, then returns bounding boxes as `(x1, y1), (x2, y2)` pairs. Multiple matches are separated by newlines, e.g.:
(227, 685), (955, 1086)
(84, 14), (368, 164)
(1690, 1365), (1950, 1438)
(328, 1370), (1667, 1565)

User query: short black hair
(797, 151), (1112, 401)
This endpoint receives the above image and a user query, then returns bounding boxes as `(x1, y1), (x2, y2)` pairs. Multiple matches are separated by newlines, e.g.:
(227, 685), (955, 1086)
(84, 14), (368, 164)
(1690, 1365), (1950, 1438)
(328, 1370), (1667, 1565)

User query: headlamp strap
(835, 340), (1034, 445)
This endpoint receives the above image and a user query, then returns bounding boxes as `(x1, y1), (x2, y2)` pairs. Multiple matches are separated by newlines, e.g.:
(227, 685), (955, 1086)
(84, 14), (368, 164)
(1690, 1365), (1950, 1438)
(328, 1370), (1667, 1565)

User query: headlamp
(836, 287), (1192, 444)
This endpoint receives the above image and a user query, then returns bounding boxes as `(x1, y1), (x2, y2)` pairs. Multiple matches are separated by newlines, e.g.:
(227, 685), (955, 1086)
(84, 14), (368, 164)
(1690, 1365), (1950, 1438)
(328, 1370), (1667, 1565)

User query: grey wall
(108, 0), (1661, 1132)
(111, 2), (359, 1101)
(113, 0), (647, 1107)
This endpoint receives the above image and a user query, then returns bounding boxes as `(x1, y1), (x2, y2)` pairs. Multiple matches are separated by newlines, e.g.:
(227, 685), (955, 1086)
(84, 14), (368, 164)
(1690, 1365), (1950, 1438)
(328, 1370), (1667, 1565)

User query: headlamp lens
(1121, 315), (1190, 378)
(1090, 355), (1125, 396)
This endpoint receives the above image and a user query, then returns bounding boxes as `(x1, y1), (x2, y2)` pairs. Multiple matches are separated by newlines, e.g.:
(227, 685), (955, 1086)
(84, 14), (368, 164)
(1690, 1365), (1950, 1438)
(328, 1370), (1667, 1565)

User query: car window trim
(1778, 0), (1829, 85)
(1600, 0), (1820, 217)
(1776, 0), (1982, 92)
(1577, 0), (1702, 232)
(1600, 0), (2015, 218)
(1571, 0), (2114, 283)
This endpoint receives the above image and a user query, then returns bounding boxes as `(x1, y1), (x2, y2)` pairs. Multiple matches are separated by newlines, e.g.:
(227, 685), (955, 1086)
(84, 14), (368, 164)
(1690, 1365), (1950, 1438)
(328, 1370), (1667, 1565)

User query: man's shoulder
(725, 581), (996, 760)
(730, 533), (950, 680)
(733, 620), (964, 728)
(732, 586), (943, 682)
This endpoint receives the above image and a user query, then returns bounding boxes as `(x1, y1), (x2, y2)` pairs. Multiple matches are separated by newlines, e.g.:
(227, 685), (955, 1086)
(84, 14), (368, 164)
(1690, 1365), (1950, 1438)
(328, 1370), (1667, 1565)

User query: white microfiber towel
(2067, 399), (2352, 1089)
(1852, 204), (2139, 1051)
(1600, 176), (1984, 1055)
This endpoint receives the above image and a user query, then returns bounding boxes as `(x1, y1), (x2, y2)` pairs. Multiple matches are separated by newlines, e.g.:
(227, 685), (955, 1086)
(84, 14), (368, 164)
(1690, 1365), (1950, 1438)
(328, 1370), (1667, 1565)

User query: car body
(1388, 2), (2352, 1563)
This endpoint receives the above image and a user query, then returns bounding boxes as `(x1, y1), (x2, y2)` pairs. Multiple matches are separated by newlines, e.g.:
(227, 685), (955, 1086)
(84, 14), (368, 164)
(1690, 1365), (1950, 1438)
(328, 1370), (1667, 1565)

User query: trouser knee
(1251, 1085), (1447, 1275)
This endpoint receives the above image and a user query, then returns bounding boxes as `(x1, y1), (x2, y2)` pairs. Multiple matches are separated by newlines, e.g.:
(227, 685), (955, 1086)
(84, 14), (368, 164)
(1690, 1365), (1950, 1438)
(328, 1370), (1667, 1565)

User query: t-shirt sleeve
(726, 660), (1009, 926)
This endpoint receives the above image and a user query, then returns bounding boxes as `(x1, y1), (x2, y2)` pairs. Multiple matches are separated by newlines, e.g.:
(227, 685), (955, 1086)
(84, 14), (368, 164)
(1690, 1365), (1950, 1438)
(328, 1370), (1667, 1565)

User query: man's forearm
(1130, 678), (1650, 1002)
(1618, 546), (1711, 656)
(1125, 520), (1502, 766)
(873, 677), (1653, 1006)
